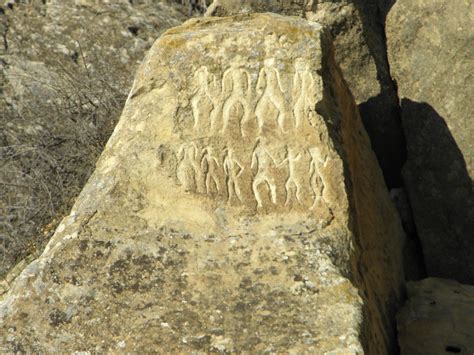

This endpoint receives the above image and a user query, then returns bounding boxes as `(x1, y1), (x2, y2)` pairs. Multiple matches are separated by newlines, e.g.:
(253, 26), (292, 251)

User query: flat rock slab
(0, 13), (403, 353)
(397, 278), (474, 355)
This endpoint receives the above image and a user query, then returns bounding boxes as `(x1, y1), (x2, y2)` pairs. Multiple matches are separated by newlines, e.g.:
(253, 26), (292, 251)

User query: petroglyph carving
(251, 138), (281, 208)
(281, 147), (303, 205)
(222, 63), (253, 135)
(173, 142), (331, 210)
(255, 58), (290, 133)
(169, 58), (331, 211)
(293, 59), (318, 128)
(189, 58), (321, 136)
(309, 146), (328, 208)
(191, 66), (215, 129)
(223, 147), (244, 203)
(201, 147), (221, 195)
(177, 143), (201, 192)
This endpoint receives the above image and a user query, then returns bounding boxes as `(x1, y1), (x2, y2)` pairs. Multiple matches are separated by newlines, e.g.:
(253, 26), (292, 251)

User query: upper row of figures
(188, 58), (320, 136)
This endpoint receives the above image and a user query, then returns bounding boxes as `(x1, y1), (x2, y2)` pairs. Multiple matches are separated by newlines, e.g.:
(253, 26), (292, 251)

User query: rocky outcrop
(397, 278), (474, 355)
(206, 0), (406, 189)
(0, 0), (188, 276)
(386, 0), (474, 284)
(205, 0), (309, 16)
(0, 14), (404, 353)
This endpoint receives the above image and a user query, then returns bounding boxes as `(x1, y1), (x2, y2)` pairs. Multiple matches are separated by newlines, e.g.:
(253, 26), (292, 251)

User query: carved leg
(268, 178), (278, 204)
(252, 177), (264, 208)
(284, 179), (292, 205)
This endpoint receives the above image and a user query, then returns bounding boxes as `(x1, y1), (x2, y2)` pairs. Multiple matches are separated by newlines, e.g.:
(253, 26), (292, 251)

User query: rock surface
(206, 0), (406, 189)
(386, 0), (474, 284)
(0, 14), (403, 353)
(397, 278), (474, 355)
(0, 0), (188, 276)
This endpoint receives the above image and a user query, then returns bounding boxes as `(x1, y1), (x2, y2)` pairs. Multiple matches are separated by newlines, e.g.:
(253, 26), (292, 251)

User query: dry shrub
(0, 47), (129, 276)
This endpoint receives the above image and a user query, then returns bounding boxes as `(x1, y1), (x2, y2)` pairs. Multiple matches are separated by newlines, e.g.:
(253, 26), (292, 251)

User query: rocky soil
(0, 0), (189, 276)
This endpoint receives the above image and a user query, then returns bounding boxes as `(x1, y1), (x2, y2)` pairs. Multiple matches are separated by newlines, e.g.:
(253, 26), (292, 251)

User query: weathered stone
(386, 0), (474, 284)
(397, 278), (474, 355)
(206, 0), (406, 188)
(0, 14), (403, 353)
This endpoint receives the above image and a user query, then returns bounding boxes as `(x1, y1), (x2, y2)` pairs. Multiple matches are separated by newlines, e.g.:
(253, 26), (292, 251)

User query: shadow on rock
(348, 0), (406, 188)
(401, 98), (474, 284)
(359, 91), (406, 188)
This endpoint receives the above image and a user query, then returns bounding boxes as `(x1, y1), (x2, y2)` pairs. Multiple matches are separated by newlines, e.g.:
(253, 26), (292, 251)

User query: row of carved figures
(176, 141), (329, 208)
(190, 58), (319, 136)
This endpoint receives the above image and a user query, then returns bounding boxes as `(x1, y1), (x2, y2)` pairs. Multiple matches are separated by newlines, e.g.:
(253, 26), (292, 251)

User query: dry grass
(0, 47), (129, 276)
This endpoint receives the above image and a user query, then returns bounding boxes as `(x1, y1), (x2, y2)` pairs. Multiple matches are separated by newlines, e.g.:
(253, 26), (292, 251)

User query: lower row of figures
(172, 141), (331, 208)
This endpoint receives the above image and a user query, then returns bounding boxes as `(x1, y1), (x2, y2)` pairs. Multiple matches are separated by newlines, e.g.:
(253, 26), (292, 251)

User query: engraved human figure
(191, 66), (215, 129)
(201, 147), (220, 195)
(255, 58), (290, 133)
(251, 139), (280, 207)
(308, 146), (328, 208)
(280, 146), (303, 205)
(177, 143), (201, 192)
(223, 148), (244, 203)
(222, 63), (253, 135)
(293, 59), (318, 129)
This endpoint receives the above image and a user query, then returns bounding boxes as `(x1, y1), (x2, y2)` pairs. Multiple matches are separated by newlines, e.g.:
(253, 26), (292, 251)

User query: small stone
(117, 340), (126, 348)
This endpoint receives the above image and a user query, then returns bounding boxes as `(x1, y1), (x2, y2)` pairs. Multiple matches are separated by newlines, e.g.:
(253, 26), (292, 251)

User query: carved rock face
(0, 14), (403, 353)
(152, 28), (338, 217)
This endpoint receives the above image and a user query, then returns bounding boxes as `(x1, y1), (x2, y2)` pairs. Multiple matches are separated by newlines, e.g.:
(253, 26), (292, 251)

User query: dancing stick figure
(223, 148), (244, 203)
(251, 138), (279, 208)
(255, 58), (290, 133)
(177, 142), (201, 192)
(201, 147), (220, 195)
(280, 147), (303, 205)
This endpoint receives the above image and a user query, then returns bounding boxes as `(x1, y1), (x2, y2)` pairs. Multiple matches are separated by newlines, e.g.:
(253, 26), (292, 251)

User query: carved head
(195, 66), (209, 80)
(264, 58), (277, 68)
(222, 147), (234, 160)
(309, 146), (325, 163)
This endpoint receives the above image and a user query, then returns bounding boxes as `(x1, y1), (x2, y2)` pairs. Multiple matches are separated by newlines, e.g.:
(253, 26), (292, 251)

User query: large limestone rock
(397, 278), (474, 355)
(206, 0), (406, 188)
(386, 0), (474, 284)
(0, 14), (403, 353)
